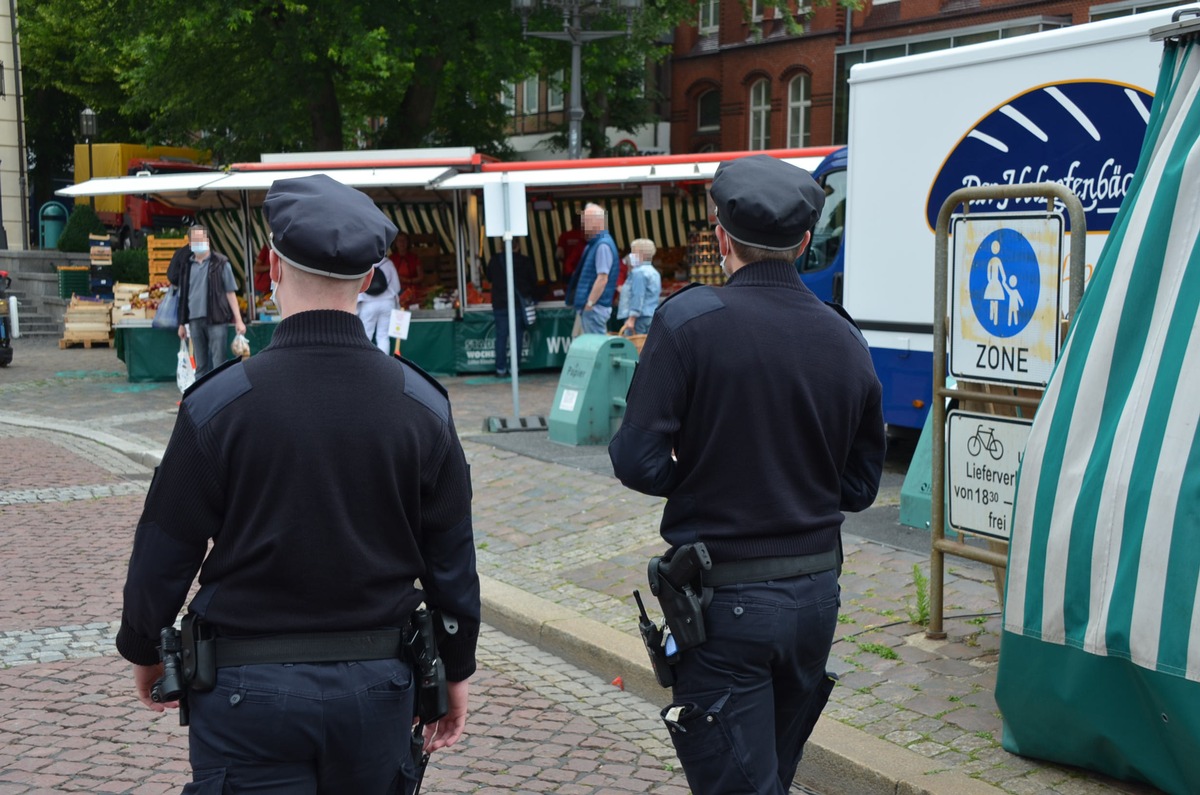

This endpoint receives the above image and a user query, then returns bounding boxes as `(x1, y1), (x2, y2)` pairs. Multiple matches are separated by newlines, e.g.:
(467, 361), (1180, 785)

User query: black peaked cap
(263, 173), (398, 279)
(710, 155), (825, 250)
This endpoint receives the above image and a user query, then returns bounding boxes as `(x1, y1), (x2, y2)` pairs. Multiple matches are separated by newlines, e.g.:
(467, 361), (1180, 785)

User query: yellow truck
(73, 143), (214, 248)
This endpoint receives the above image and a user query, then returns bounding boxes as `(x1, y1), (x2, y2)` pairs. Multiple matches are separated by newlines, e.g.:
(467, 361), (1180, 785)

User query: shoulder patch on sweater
(399, 356), (450, 422)
(823, 300), (870, 351)
(656, 283), (725, 330)
(182, 358), (251, 428)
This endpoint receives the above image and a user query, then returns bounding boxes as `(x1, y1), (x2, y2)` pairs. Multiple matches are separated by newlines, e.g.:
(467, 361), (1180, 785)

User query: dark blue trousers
(662, 570), (840, 795)
(184, 659), (417, 794)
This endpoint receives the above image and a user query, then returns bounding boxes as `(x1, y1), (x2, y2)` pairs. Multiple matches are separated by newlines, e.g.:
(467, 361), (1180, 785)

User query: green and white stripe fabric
(998, 32), (1200, 794)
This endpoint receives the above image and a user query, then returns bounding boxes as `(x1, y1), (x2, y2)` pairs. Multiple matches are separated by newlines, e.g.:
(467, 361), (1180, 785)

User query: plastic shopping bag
(230, 333), (251, 359)
(153, 286), (180, 329)
(177, 338), (195, 393)
(522, 294), (537, 326)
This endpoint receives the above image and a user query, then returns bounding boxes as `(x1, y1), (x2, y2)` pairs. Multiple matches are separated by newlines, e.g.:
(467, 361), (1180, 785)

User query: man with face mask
(176, 224), (245, 377)
(609, 155), (886, 795)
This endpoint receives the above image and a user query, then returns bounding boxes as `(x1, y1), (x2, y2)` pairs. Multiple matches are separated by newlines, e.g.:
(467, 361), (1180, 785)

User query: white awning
(55, 172), (225, 197)
(56, 166), (461, 199)
(205, 167), (458, 192)
(432, 156), (826, 191)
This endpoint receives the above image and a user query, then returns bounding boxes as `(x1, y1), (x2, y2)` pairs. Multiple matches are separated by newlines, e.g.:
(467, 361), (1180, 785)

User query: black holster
(648, 542), (712, 654)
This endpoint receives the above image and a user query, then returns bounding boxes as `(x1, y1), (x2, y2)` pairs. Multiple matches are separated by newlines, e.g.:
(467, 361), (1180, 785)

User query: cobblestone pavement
(0, 422), (695, 793)
(0, 336), (1159, 794)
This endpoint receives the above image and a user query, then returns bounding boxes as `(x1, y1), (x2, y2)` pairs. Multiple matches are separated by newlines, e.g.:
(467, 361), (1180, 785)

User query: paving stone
(0, 339), (1166, 795)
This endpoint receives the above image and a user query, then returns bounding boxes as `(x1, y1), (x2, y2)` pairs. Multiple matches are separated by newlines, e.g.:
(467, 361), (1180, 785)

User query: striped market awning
(478, 189), (711, 284)
(997, 23), (1200, 795)
(197, 201), (459, 289)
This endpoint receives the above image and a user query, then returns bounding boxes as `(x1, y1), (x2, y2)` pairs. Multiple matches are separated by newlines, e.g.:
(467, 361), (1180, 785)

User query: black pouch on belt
(648, 542), (712, 654)
(180, 614), (217, 693)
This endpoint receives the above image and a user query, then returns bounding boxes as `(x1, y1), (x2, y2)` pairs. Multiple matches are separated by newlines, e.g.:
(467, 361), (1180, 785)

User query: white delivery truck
(800, 7), (1189, 430)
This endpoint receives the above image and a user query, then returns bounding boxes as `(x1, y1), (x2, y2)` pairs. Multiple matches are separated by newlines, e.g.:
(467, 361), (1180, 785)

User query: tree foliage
(21, 0), (847, 168)
(56, 204), (108, 252)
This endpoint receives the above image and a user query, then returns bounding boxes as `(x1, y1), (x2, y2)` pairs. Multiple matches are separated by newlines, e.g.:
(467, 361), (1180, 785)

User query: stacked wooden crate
(60, 296), (113, 348)
(111, 283), (152, 325)
(147, 235), (186, 285)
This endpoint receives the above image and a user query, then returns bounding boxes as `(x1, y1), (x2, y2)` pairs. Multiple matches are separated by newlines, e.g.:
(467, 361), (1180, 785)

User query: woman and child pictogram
(984, 240), (1025, 326)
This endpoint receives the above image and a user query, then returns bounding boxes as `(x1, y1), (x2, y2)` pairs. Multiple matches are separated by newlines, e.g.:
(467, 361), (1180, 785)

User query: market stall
(61, 152), (485, 379)
(438, 147), (835, 374)
(60, 146), (837, 380)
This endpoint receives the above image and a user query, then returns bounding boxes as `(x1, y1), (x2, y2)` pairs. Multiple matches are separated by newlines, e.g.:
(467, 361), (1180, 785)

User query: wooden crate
(113, 282), (150, 302)
(89, 233), (113, 266)
(64, 297), (113, 333)
(148, 235), (186, 285)
(111, 306), (151, 324)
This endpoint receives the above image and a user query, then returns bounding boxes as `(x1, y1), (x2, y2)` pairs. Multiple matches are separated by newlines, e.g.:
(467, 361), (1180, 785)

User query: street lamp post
(512, 0), (642, 160)
(78, 107), (98, 209)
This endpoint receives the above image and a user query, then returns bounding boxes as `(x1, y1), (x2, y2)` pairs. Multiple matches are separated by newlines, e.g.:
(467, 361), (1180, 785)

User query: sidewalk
(0, 336), (1160, 795)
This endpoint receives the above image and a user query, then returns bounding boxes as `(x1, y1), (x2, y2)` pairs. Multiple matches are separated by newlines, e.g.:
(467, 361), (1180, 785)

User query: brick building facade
(668, 0), (1182, 154)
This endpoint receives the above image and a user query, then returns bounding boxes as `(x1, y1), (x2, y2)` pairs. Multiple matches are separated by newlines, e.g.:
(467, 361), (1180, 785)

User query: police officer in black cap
(610, 154), (886, 794)
(116, 173), (479, 792)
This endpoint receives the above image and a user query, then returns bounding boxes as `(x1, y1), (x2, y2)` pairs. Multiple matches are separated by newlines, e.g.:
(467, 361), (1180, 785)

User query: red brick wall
(670, 0), (1104, 152)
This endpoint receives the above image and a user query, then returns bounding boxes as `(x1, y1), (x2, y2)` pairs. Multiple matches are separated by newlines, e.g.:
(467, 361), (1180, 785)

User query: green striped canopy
(997, 32), (1200, 795)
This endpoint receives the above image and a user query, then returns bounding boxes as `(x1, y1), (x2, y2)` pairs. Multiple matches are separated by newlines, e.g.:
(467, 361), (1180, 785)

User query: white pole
(8, 296), (18, 338)
(504, 232), (520, 420)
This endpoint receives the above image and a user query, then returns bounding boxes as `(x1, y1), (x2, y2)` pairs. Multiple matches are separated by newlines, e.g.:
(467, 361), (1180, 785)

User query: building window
(501, 82), (516, 116)
(548, 70), (565, 111)
(831, 16), (1071, 143)
(1091, 0), (1188, 19)
(699, 0), (719, 34)
(751, 1), (787, 21)
(749, 79), (770, 150)
(698, 89), (721, 132)
(523, 76), (540, 115)
(787, 74), (811, 148)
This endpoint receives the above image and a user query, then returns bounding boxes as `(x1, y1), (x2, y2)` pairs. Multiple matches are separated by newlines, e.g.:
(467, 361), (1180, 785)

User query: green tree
(20, 0), (849, 165)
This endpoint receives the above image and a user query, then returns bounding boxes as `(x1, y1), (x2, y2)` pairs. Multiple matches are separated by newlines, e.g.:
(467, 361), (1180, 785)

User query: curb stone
(480, 574), (1006, 795)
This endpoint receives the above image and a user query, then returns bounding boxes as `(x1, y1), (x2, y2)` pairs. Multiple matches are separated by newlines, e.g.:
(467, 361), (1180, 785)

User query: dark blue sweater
(116, 310), (479, 680)
(609, 260), (886, 563)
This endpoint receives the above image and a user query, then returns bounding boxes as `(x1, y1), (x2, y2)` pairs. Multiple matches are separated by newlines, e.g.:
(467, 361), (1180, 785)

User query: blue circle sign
(969, 229), (1039, 337)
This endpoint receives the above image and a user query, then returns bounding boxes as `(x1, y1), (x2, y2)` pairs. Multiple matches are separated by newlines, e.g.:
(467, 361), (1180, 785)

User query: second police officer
(610, 155), (886, 795)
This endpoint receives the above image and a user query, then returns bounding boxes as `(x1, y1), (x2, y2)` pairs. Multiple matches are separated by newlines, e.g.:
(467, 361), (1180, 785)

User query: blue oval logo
(927, 81), (1152, 232)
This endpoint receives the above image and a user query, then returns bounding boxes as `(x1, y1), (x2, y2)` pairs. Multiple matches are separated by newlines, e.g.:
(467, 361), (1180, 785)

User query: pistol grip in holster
(406, 607), (449, 726)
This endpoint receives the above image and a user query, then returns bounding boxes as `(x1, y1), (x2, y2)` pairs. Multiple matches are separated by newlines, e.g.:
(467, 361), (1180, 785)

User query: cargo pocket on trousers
(181, 768), (225, 794)
(796, 671), (839, 749)
(660, 689), (733, 762)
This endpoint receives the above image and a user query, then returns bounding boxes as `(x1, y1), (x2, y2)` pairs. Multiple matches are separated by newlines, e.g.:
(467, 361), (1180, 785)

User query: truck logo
(927, 80), (1152, 233)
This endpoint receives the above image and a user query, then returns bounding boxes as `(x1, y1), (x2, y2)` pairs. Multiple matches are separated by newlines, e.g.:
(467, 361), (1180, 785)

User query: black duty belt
(213, 629), (404, 668)
(702, 549), (840, 587)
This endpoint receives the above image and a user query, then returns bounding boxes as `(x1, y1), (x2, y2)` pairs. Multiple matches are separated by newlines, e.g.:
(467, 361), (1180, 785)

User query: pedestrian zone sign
(950, 213), (1062, 387)
(946, 410), (1032, 541)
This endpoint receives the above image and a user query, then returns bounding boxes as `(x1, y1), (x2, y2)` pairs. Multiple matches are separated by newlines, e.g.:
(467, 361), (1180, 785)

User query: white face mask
(270, 281), (282, 314)
(628, 253), (639, 268)
(190, 242), (209, 254)
(720, 254), (730, 278)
